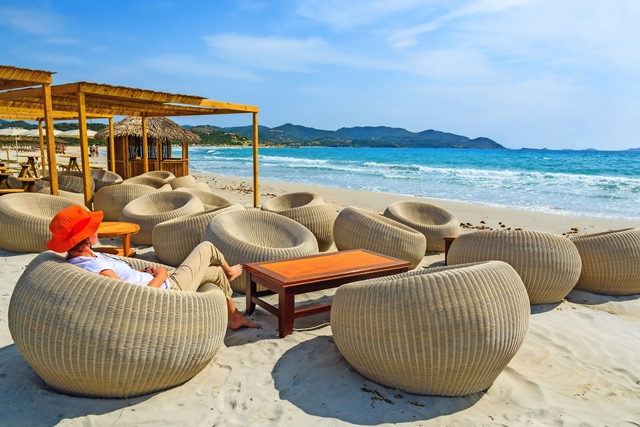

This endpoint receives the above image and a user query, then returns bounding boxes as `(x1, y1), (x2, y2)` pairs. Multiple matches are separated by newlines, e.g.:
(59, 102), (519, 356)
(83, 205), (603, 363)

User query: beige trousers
(168, 241), (232, 299)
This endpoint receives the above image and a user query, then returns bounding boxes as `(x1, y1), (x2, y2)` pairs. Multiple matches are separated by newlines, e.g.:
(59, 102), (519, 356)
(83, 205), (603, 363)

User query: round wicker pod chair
(122, 176), (172, 191)
(331, 261), (530, 396)
(153, 204), (246, 266)
(94, 183), (158, 221)
(383, 201), (460, 252)
(447, 230), (582, 304)
(261, 192), (338, 252)
(202, 210), (319, 293)
(333, 206), (426, 269)
(569, 228), (640, 295)
(175, 188), (231, 209)
(140, 170), (176, 181)
(32, 183), (86, 205)
(8, 251), (227, 398)
(0, 193), (85, 253)
(183, 182), (211, 192)
(90, 169), (123, 191)
(42, 172), (95, 195)
(120, 191), (205, 246)
(167, 175), (197, 189)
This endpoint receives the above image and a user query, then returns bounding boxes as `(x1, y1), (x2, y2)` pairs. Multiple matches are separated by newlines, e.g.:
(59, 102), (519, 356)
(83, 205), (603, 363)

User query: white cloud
(0, 6), (66, 37)
(142, 55), (261, 81)
(295, 0), (428, 28)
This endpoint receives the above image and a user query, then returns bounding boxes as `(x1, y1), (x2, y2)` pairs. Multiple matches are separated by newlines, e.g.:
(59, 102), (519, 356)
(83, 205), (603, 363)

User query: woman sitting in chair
(47, 205), (260, 330)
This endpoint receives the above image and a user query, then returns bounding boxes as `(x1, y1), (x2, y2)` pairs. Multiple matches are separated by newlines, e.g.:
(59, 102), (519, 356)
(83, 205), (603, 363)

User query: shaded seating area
(570, 228), (640, 295)
(261, 192), (338, 252)
(0, 193), (84, 253)
(331, 261), (530, 396)
(8, 252), (227, 398)
(202, 210), (319, 293)
(119, 191), (204, 245)
(333, 206), (426, 269)
(447, 230), (582, 304)
(383, 201), (460, 252)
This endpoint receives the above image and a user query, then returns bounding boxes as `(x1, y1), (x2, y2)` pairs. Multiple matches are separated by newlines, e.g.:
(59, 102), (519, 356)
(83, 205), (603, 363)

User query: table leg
(278, 291), (295, 338)
(246, 274), (256, 315)
(122, 233), (131, 257)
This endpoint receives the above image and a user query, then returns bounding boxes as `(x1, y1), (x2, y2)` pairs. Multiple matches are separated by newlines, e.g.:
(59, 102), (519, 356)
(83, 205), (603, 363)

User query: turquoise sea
(187, 147), (640, 221)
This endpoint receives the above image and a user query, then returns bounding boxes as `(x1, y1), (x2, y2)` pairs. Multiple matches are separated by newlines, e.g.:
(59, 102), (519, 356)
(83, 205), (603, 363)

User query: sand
(1, 152), (639, 426)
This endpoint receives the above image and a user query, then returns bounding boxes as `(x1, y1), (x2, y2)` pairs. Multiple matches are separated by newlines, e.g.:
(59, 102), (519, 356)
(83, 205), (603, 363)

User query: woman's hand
(142, 266), (169, 288)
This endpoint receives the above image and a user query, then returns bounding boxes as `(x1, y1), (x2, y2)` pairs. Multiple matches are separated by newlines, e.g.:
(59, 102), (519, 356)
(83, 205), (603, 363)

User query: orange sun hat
(46, 206), (104, 253)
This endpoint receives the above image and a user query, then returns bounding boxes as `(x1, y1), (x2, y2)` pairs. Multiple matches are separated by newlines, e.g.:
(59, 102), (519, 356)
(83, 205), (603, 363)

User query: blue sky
(1, 1), (639, 150)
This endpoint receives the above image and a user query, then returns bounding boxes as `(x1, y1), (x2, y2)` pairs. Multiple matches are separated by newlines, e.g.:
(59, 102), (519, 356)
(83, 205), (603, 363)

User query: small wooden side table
(94, 221), (140, 257)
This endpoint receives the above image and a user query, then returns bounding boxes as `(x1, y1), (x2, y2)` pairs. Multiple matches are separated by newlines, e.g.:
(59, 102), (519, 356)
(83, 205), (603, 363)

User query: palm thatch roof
(94, 116), (201, 142)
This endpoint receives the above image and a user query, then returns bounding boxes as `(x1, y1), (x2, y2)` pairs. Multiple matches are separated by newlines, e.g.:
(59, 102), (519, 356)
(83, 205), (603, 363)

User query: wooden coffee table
(245, 249), (411, 338)
(94, 221), (140, 257)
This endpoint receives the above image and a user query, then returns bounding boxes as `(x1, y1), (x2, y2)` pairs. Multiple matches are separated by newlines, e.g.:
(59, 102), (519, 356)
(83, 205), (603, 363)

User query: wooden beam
(200, 99), (259, 113)
(76, 91), (92, 208)
(253, 112), (259, 207)
(0, 86), (46, 100)
(141, 113), (149, 173)
(42, 84), (58, 196)
(108, 117), (115, 172)
(37, 119), (47, 177)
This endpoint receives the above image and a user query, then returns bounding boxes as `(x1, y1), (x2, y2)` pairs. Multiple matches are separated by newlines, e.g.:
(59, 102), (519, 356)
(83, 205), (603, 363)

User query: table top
(58, 154), (79, 159)
(245, 249), (410, 287)
(97, 221), (140, 237)
(19, 154), (42, 158)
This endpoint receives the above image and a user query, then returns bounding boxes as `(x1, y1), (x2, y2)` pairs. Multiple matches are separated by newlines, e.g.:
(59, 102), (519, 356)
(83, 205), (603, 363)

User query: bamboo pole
(76, 91), (92, 208)
(253, 112), (259, 207)
(37, 119), (47, 177)
(108, 117), (115, 172)
(42, 83), (58, 195)
(142, 113), (148, 173)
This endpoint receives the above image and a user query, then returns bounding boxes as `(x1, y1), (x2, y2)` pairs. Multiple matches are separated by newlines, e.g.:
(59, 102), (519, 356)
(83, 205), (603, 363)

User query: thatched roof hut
(97, 116), (200, 179)
(94, 116), (200, 142)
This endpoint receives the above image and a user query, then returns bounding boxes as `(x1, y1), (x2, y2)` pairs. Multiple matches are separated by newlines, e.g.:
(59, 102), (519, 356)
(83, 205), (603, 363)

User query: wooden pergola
(0, 73), (260, 207)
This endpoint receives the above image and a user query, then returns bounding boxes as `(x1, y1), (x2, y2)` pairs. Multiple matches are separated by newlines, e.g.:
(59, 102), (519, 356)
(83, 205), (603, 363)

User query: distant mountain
(220, 123), (505, 149)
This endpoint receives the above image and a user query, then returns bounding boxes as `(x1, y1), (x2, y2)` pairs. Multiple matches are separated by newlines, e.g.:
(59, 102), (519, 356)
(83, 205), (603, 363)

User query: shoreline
(190, 170), (640, 237)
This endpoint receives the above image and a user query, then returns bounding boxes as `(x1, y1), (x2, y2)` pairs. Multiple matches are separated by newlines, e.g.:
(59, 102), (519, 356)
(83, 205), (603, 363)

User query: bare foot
(229, 309), (260, 330)
(224, 264), (243, 282)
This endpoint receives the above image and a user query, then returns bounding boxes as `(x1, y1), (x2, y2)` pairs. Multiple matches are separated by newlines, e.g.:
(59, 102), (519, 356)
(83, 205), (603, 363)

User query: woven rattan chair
(90, 169), (123, 191)
(183, 182), (211, 192)
(153, 204), (245, 266)
(140, 170), (176, 181)
(120, 191), (204, 245)
(94, 183), (158, 221)
(569, 228), (640, 295)
(175, 187), (231, 209)
(8, 252), (227, 398)
(383, 201), (460, 252)
(331, 261), (530, 396)
(202, 210), (318, 293)
(261, 192), (338, 252)
(448, 230), (582, 304)
(42, 172), (95, 195)
(167, 175), (196, 189)
(0, 193), (85, 253)
(122, 176), (172, 191)
(333, 206), (426, 268)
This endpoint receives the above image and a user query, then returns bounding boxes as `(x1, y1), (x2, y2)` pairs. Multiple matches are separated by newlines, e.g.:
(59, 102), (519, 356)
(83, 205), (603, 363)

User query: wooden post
(108, 117), (115, 172)
(42, 84), (58, 195)
(76, 91), (92, 208)
(141, 113), (149, 173)
(253, 112), (259, 207)
(37, 119), (47, 177)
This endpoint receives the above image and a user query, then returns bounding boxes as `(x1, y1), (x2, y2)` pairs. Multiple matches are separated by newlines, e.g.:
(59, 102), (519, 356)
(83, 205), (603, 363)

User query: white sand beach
(1, 156), (640, 426)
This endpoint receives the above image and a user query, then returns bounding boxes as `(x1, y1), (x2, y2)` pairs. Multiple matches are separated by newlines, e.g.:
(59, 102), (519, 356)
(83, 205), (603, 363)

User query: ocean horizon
(186, 146), (640, 222)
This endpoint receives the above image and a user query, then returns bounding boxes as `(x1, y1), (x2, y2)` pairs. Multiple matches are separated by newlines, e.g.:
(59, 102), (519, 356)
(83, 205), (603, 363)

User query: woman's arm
(142, 266), (169, 288)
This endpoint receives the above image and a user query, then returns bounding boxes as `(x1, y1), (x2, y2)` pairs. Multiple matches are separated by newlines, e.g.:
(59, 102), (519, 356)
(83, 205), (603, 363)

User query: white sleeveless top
(67, 252), (170, 290)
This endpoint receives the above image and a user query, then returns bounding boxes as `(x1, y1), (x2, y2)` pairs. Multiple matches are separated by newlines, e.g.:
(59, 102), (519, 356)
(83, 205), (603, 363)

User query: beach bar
(0, 69), (260, 207)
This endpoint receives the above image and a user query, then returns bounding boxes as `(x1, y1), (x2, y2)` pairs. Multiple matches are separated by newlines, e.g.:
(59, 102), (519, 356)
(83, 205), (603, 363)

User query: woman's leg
(168, 241), (228, 292)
